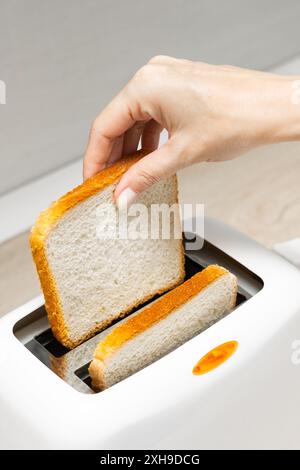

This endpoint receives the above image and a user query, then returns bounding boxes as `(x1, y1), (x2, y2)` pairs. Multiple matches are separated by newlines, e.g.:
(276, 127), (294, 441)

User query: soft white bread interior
(89, 265), (237, 390)
(30, 151), (184, 348)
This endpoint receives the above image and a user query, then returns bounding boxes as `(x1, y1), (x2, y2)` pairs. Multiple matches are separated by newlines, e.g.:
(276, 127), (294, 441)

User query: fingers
(114, 140), (182, 209)
(83, 124), (115, 180)
(83, 89), (148, 180)
(106, 135), (124, 167)
(83, 60), (167, 180)
(123, 121), (146, 156)
(106, 119), (162, 168)
(142, 120), (162, 152)
(99, 118), (159, 169)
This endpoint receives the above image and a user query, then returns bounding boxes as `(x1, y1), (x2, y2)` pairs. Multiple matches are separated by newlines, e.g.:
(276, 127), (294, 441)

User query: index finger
(83, 90), (136, 180)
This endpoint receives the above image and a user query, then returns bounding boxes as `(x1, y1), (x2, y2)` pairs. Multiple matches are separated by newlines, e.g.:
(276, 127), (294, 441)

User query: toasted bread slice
(89, 265), (237, 390)
(30, 151), (185, 348)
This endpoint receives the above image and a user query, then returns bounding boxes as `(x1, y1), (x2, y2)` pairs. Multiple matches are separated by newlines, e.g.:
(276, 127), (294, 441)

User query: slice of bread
(89, 265), (237, 390)
(30, 150), (185, 349)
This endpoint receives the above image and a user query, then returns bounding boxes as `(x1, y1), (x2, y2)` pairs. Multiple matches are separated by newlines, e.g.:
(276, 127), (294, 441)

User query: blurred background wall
(1, 0), (300, 195)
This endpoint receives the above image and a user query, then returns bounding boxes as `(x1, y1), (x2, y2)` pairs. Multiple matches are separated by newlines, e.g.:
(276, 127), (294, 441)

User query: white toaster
(1, 217), (300, 449)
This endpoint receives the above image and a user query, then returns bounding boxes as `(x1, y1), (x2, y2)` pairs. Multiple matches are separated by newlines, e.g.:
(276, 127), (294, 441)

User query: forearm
(84, 57), (300, 204)
(245, 74), (300, 146)
(272, 76), (300, 143)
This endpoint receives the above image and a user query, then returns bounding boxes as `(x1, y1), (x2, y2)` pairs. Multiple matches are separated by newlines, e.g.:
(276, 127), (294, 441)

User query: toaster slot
(21, 255), (207, 360)
(13, 234), (263, 394)
(34, 328), (70, 357)
(75, 362), (92, 388)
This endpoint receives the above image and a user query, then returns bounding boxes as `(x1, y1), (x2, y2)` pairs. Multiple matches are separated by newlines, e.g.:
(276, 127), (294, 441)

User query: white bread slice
(89, 265), (237, 390)
(30, 151), (185, 349)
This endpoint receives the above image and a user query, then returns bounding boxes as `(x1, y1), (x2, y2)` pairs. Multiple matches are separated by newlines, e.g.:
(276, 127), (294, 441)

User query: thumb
(114, 142), (180, 209)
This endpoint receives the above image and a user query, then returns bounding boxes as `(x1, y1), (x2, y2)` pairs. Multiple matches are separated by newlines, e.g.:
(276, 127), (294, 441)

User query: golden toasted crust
(93, 265), (232, 364)
(30, 150), (185, 349)
(88, 358), (106, 391)
(230, 276), (238, 310)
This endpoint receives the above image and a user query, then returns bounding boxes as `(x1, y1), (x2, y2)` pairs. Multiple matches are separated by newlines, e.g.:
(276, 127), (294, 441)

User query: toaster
(1, 217), (300, 449)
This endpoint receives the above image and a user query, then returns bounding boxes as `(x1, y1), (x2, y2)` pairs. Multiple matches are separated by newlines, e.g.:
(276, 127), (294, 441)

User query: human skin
(83, 55), (300, 208)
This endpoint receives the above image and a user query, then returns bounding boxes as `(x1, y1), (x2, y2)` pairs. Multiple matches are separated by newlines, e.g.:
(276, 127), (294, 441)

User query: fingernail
(116, 188), (138, 210)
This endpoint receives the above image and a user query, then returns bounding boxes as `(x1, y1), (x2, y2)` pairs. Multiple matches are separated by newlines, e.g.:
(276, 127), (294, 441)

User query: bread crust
(173, 173), (186, 296)
(30, 150), (185, 349)
(88, 358), (106, 391)
(229, 273), (238, 310)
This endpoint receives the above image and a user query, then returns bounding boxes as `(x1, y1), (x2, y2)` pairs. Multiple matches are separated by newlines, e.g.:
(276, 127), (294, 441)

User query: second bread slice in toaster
(89, 264), (237, 390)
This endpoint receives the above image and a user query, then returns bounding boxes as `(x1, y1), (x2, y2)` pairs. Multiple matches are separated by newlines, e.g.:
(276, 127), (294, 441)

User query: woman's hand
(84, 55), (299, 207)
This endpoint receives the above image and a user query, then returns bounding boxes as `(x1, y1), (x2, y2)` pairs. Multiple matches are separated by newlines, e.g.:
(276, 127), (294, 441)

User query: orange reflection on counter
(193, 341), (238, 375)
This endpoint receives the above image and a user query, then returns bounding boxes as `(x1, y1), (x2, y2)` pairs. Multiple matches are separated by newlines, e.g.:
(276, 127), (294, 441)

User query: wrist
(258, 75), (300, 145)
